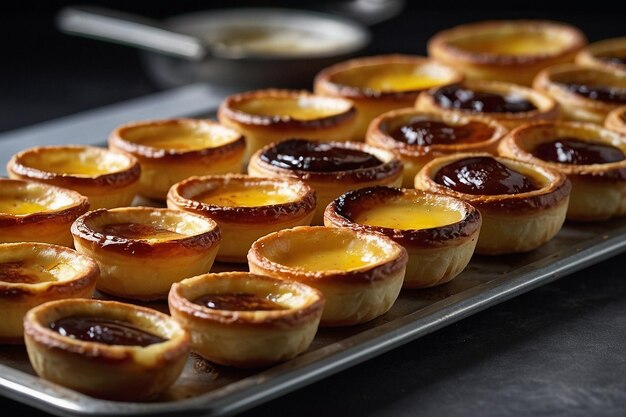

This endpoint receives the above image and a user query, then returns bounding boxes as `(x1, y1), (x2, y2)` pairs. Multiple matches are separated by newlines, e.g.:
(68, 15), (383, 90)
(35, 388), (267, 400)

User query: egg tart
(576, 36), (626, 74)
(533, 64), (626, 124)
(24, 299), (189, 401)
(247, 139), (403, 224)
(167, 175), (315, 263)
(0, 243), (97, 343)
(428, 20), (586, 86)
(108, 118), (245, 200)
(366, 109), (507, 187)
(0, 179), (89, 247)
(71, 207), (221, 300)
(498, 121), (626, 221)
(324, 187), (481, 288)
(415, 153), (570, 254)
(416, 80), (558, 129)
(248, 226), (407, 326)
(7, 145), (140, 209)
(168, 271), (323, 368)
(605, 106), (626, 135)
(217, 89), (356, 161)
(313, 55), (463, 139)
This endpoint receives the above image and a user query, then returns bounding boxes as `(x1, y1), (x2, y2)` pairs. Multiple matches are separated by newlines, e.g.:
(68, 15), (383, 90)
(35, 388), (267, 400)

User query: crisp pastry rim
(499, 121), (626, 181)
(0, 179), (89, 228)
(167, 174), (317, 224)
(108, 118), (246, 162)
(366, 109), (508, 156)
(168, 271), (325, 328)
(248, 139), (403, 184)
(533, 64), (626, 112)
(247, 225), (408, 284)
(416, 152), (571, 213)
(418, 80), (559, 121)
(71, 206), (221, 257)
(576, 36), (626, 72)
(313, 54), (464, 99)
(427, 19), (587, 66)
(7, 145), (141, 189)
(605, 106), (626, 133)
(324, 186), (481, 248)
(0, 242), (98, 299)
(23, 298), (189, 362)
(218, 88), (356, 129)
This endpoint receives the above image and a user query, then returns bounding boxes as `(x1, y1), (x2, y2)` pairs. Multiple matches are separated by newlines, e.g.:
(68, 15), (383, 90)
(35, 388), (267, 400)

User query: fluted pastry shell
(23, 299), (189, 401)
(533, 64), (626, 124)
(415, 153), (571, 254)
(428, 20), (586, 85)
(167, 174), (316, 263)
(247, 140), (403, 224)
(416, 80), (559, 129)
(71, 207), (221, 300)
(109, 118), (245, 200)
(576, 36), (626, 74)
(498, 121), (626, 221)
(168, 271), (324, 368)
(247, 226), (408, 326)
(0, 179), (89, 247)
(217, 89), (356, 161)
(366, 109), (507, 187)
(0, 242), (98, 343)
(324, 187), (481, 288)
(7, 145), (140, 209)
(605, 106), (626, 135)
(313, 55), (463, 139)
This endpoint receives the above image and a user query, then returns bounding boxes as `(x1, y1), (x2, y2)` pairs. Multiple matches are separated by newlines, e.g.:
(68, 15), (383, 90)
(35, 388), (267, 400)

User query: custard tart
(7, 145), (140, 209)
(109, 118), (245, 200)
(247, 139), (403, 224)
(415, 153), (570, 254)
(167, 175), (316, 263)
(0, 179), (89, 247)
(576, 36), (626, 74)
(416, 80), (558, 129)
(0, 243), (97, 343)
(366, 109), (507, 187)
(533, 64), (626, 124)
(71, 207), (221, 300)
(217, 89), (356, 161)
(313, 55), (463, 139)
(428, 20), (587, 85)
(168, 271), (324, 368)
(324, 187), (481, 288)
(498, 121), (626, 221)
(24, 299), (189, 401)
(605, 106), (626, 135)
(248, 226), (407, 326)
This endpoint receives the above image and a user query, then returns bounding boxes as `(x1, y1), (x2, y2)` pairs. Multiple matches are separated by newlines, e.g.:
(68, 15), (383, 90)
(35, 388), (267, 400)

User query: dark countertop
(1, 3), (625, 416)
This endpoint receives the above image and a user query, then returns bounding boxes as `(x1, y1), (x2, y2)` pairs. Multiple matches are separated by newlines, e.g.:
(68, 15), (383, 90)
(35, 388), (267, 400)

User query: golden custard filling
(195, 183), (299, 207)
(0, 259), (62, 284)
(363, 72), (449, 92)
(100, 223), (185, 241)
(20, 148), (131, 177)
(0, 198), (48, 215)
(120, 124), (238, 151)
(235, 97), (350, 121)
(0, 184), (81, 216)
(450, 32), (567, 56)
(354, 201), (464, 230)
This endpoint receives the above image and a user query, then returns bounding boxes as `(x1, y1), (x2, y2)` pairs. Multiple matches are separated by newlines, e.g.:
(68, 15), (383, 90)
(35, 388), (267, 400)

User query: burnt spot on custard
(50, 316), (165, 347)
(433, 85), (538, 113)
(532, 137), (625, 165)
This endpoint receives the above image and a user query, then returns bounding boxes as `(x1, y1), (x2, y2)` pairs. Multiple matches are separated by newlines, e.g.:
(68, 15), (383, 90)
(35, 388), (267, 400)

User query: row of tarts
(1, 19), (626, 402)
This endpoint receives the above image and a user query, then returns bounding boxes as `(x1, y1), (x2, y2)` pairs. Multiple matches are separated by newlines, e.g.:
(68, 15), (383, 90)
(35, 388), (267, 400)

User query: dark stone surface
(1, 3), (625, 416)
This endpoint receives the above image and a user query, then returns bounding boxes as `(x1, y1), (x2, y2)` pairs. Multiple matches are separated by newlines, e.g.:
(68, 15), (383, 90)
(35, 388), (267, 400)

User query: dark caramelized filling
(435, 156), (539, 195)
(598, 55), (626, 66)
(193, 293), (287, 311)
(559, 82), (626, 104)
(0, 261), (35, 283)
(50, 316), (165, 347)
(101, 223), (184, 240)
(532, 137), (625, 165)
(260, 139), (383, 172)
(434, 85), (537, 113)
(389, 120), (495, 146)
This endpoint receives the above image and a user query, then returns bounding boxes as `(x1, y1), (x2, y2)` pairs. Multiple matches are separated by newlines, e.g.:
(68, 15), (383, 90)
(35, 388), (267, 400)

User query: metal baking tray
(1, 84), (625, 417)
